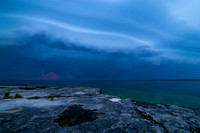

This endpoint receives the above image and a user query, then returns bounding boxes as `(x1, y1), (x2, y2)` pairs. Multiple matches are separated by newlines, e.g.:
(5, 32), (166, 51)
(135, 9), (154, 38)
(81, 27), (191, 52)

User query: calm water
(0, 80), (200, 108)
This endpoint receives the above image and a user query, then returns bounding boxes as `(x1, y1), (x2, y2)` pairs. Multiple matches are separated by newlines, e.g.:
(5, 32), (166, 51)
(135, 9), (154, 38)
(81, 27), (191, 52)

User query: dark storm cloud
(1, 0), (200, 80)
(14, 32), (100, 54)
(0, 31), (163, 80)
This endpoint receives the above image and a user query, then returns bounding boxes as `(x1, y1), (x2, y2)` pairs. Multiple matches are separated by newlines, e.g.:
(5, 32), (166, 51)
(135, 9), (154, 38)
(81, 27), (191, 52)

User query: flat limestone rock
(0, 86), (199, 133)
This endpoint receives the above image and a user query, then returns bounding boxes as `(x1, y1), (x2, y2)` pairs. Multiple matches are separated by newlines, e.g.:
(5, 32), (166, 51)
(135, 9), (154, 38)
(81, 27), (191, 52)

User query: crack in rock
(136, 108), (167, 133)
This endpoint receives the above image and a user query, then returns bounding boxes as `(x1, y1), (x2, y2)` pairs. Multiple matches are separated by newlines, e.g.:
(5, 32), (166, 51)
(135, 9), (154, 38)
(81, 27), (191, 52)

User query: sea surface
(0, 80), (200, 108)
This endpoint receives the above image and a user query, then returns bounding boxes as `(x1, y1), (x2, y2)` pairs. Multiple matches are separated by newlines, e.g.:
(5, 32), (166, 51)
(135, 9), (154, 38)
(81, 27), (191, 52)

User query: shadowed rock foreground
(0, 86), (200, 133)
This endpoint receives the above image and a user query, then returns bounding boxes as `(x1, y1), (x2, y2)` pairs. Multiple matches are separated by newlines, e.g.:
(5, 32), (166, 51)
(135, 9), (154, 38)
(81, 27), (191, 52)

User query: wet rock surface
(0, 86), (200, 133)
(54, 105), (104, 127)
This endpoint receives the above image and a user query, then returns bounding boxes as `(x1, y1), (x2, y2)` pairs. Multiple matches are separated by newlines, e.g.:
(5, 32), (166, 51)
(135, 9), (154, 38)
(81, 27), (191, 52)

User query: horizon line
(1, 79), (200, 81)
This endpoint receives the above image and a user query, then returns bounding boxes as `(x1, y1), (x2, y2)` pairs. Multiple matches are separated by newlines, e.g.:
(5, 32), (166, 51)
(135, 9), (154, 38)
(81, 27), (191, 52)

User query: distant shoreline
(1, 79), (200, 82)
(96, 79), (200, 81)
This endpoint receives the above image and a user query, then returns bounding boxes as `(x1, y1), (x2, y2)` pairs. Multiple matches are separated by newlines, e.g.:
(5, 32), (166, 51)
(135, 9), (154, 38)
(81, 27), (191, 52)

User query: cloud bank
(1, 0), (200, 80)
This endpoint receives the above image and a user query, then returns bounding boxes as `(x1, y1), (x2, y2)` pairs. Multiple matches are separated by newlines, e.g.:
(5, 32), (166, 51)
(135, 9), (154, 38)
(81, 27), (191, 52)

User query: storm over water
(1, 0), (200, 80)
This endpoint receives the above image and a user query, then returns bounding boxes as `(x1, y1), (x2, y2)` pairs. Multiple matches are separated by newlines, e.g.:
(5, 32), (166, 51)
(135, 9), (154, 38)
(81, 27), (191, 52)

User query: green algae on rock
(14, 93), (23, 99)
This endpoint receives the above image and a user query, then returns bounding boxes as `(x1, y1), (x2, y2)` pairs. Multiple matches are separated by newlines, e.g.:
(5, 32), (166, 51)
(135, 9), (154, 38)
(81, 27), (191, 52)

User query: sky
(0, 0), (200, 80)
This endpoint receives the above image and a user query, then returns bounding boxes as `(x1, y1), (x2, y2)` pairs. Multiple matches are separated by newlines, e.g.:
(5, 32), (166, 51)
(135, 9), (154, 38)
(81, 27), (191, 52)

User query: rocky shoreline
(0, 86), (200, 133)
